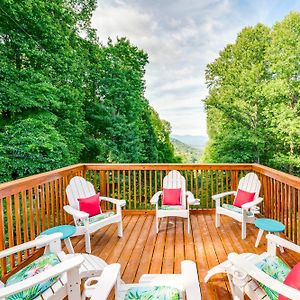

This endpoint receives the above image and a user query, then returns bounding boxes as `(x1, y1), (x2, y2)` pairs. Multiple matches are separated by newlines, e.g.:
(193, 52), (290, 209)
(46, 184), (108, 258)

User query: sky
(91, 0), (300, 136)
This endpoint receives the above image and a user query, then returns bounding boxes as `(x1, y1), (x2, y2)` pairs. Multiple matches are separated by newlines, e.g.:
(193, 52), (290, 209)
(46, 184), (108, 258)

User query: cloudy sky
(92, 0), (300, 136)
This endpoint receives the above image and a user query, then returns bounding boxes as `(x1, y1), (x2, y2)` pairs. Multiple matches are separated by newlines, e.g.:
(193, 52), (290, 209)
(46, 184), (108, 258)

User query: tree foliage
(0, 0), (177, 182)
(203, 12), (300, 175)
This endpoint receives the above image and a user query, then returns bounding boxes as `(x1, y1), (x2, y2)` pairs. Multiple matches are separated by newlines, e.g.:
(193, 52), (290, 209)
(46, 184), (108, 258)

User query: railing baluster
(6, 196), (15, 268)
(40, 184), (46, 232)
(149, 170), (153, 202)
(133, 170), (136, 210)
(205, 170), (209, 208)
(117, 170), (120, 200)
(21, 190), (29, 258)
(144, 170), (147, 209)
(14, 193), (22, 264)
(0, 198), (6, 276)
(45, 183), (50, 229)
(139, 170), (142, 209)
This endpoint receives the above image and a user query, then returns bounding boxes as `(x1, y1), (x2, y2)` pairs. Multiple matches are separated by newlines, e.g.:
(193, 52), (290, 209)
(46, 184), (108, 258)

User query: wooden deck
(71, 212), (300, 299)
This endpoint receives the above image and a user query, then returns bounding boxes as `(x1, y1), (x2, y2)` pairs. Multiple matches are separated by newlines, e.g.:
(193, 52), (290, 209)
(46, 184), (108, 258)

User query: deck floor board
(73, 213), (300, 299)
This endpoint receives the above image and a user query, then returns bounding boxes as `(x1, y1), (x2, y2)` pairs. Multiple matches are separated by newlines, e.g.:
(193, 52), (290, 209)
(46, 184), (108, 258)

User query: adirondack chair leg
(117, 221), (123, 237)
(241, 220), (246, 240)
(85, 232), (91, 254)
(216, 212), (220, 228)
(228, 273), (245, 300)
(156, 217), (159, 234)
(255, 229), (264, 247)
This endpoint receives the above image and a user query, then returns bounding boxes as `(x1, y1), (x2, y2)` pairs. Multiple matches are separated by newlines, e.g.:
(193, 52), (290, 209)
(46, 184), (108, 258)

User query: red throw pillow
(78, 193), (101, 217)
(233, 189), (255, 208)
(279, 262), (300, 300)
(162, 188), (181, 206)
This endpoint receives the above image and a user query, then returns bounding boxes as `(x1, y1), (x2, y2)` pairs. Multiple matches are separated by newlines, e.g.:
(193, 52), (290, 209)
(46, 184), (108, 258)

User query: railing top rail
(253, 164), (300, 189)
(0, 164), (84, 198)
(84, 163), (254, 171)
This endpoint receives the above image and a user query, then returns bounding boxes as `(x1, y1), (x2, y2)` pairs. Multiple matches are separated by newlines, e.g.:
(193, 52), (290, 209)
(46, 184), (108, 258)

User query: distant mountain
(171, 135), (208, 151)
(171, 138), (202, 163)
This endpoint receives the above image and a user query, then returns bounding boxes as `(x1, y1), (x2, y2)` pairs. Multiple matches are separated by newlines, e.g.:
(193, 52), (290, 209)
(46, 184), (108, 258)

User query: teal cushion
(6, 252), (61, 300)
(160, 205), (184, 210)
(124, 286), (180, 300)
(76, 211), (115, 226)
(222, 203), (254, 216)
(255, 256), (291, 300)
(41, 225), (76, 240)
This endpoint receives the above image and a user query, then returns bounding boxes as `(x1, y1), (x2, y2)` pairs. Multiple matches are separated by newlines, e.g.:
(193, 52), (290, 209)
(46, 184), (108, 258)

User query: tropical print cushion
(222, 203), (253, 216)
(255, 256), (291, 300)
(124, 286), (180, 300)
(160, 205), (184, 210)
(6, 252), (61, 300)
(76, 211), (115, 226)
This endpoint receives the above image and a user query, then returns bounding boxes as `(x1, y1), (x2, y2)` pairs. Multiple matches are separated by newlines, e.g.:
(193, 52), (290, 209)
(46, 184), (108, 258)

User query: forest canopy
(0, 0), (178, 182)
(203, 12), (300, 175)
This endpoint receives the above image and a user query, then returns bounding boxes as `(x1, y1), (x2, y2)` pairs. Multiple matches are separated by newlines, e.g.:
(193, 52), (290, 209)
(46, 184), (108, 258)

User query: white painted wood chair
(205, 234), (300, 300)
(0, 233), (107, 300)
(64, 176), (126, 253)
(213, 172), (263, 239)
(83, 260), (201, 300)
(150, 170), (199, 234)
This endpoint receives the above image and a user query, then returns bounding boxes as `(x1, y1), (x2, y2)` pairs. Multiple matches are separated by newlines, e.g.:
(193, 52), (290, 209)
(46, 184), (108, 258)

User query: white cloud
(92, 0), (299, 136)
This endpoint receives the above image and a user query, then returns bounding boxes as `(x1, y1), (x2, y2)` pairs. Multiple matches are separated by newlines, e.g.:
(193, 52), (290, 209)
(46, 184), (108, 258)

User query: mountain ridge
(171, 135), (208, 150)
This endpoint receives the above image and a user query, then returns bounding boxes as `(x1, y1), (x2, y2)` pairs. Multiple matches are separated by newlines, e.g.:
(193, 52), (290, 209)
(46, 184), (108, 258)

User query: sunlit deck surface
(70, 212), (300, 299)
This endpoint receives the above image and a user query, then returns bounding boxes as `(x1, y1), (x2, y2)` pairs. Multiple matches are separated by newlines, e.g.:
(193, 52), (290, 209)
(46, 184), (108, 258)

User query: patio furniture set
(1, 171), (297, 299)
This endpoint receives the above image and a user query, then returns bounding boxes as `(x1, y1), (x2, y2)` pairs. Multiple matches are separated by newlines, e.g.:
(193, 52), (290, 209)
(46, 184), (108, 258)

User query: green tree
(81, 38), (178, 163)
(0, 0), (96, 180)
(262, 12), (300, 173)
(204, 24), (271, 163)
(203, 12), (300, 175)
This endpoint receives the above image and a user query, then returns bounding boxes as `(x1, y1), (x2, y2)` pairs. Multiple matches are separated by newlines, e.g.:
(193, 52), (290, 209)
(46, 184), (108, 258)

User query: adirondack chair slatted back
(66, 176), (96, 209)
(237, 172), (261, 200)
(163, 170), (186, 208)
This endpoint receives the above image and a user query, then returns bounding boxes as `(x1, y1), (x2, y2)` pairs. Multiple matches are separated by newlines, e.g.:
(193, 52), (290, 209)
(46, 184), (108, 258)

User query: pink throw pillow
(233, 189), (255, 208)
(163, 188), (181, 206)
(78, 193), (101, 217)
(279, 262), (300, 300)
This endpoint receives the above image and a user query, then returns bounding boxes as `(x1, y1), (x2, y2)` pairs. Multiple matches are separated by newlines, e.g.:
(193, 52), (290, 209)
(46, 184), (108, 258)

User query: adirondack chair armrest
(0, 256), (84, 298)
(88, 264), (121, 300)
(228, 252), (300, 299)
(0, 233), (63, 259)
(212, 191), (236, 200)
(150, 191), (162, 204)
(64, 205), (89, 220)
(99, 197), (126, 207)
(241, 197), (263, 209)
(266, 234), (300, 254)
(186, 191), (200, 205)
(181, 260), (201, 300)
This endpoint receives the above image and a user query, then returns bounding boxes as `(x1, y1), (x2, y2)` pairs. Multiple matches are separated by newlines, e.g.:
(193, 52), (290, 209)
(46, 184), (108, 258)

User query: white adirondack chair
(84, 260), (201, 300)
(150, 170), (199, 234)
(64, 176), (126, 253)
(205, 234), (300, 300)
(0, 233), (107, 300)
(213, 172), (263, 239)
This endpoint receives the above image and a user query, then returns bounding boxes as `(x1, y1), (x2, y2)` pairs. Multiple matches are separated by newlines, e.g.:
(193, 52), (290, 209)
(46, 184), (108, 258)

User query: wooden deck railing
(0, 163), (299, 277)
